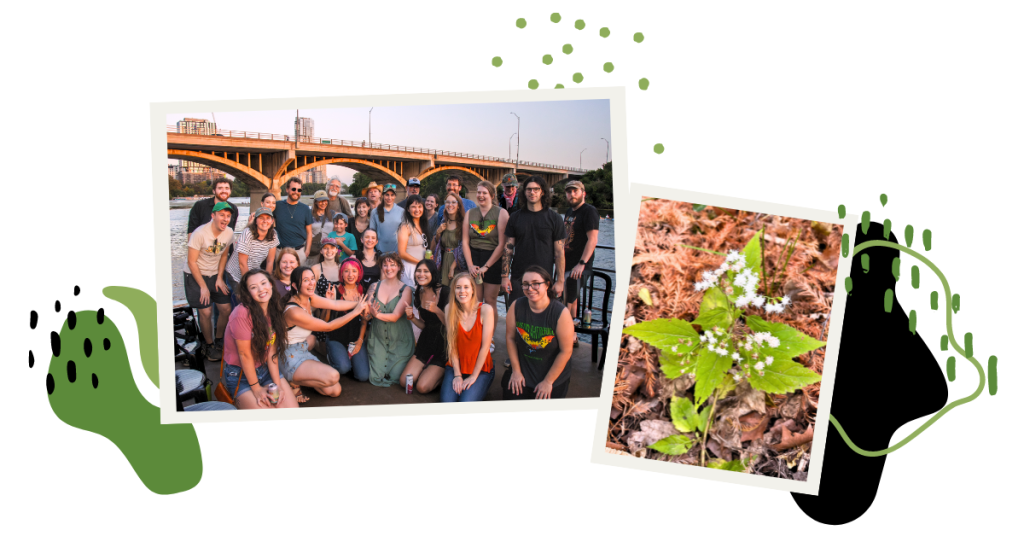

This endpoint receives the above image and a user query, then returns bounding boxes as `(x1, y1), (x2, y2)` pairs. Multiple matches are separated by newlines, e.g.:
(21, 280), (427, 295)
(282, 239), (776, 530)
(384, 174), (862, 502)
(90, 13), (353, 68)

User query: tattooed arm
(502, 236), (515, 293)
(552, 239), (565, 297)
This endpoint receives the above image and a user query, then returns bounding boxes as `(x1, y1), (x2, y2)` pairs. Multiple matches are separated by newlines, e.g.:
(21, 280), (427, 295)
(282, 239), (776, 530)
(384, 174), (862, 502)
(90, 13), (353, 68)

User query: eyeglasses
(524, 187), (543, 193)
(289, 188), (301, 192)
(521, 281), (547, 290)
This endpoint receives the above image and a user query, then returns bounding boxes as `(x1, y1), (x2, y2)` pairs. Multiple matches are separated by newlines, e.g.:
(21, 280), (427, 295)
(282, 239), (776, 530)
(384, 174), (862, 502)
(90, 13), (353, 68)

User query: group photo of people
(167, 99), (617, 410)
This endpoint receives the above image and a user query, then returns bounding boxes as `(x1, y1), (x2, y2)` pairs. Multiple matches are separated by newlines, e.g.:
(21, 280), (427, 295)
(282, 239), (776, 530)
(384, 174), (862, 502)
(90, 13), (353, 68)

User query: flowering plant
(623, 230), (824, 469)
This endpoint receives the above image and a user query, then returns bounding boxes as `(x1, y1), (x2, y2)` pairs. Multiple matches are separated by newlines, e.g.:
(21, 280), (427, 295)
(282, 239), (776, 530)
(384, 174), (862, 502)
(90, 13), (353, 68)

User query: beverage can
(424, 250), (433, 260)
(348, 342), (357, 354)
(405, 374), (414, 394)
(475, 273), (484, 285)
(266, 382), (280, 405)
(582, 309), (592, 328)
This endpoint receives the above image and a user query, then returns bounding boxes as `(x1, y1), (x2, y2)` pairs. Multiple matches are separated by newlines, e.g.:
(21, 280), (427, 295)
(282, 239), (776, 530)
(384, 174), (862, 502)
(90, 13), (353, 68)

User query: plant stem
(759, 228), (768, 296)
(678, 243), (727, 256)
(700, 392), (719, 467)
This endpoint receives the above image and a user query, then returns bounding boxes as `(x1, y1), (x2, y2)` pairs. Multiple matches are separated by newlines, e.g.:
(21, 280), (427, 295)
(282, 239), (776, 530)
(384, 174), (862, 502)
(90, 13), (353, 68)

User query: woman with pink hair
(324, 258), (370, 381)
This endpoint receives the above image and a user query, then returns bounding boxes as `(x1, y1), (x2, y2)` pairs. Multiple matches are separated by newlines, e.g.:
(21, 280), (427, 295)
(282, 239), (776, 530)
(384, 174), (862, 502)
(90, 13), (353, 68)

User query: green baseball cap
(382, 183), (398, 193)
(212, 201), (233, 213)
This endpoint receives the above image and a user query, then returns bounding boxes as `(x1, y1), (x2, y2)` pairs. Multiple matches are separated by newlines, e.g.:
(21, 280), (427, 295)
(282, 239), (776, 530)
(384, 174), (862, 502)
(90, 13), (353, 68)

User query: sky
(167, 99), (612, 183)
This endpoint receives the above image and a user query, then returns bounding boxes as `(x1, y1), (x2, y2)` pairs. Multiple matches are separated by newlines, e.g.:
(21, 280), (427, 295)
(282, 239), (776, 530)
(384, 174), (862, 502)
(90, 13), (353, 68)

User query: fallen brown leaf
(776, 425), (815, 450)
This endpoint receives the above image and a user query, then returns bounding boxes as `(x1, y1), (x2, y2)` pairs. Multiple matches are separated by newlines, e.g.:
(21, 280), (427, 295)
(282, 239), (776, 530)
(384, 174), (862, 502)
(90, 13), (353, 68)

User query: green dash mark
(892, 258), (900, 281)
(841, 233), (849, 257)
(639, 78), (650, 90)
(952, 293), (960, 313)
(844, 277), (853, 293)
(883, 219), (892, 239)
(912, 265), (920, 288)
(562, 44), (573, 55)
(930, 291), (938, 310)
(905, 225), (914, 248)
(861, 210), (871, 234)
(880, 193), (888, 206)
(988, 356), (998, 395)
(884, 288), (894, 312)
(600, 27), (610, 37)
(653, 143), (664, 154)
(575, 19), (585, 30)
(861, 252), (870, 273)
(941, 335), (948, 351)
(964, 333), (973, 358)
(923, 229), (932, 251)
(838, 204), (846, 219)
(516, 18), (527, 29)
(946, 356), (956, 381)
(550, 13), (561, 23)
(908, 310), (916, 334)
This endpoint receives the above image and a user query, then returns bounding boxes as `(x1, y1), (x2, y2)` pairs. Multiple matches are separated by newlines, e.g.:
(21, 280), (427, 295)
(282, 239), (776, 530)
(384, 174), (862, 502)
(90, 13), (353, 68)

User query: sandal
(290, 382), (310, 404)
(573, 335), (580, 348)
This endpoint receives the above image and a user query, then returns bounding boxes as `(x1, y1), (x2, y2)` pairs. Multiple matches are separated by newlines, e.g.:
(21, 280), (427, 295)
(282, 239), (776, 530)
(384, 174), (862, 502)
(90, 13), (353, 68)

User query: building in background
(294, 116), (326, 184)
(173, 118), (224, 181)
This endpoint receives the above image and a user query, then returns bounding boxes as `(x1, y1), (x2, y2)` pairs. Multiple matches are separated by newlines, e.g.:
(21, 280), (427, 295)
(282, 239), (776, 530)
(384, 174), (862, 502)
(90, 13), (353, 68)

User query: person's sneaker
(504, 357), (511, 368)
(204, 341), (222, 362)
(490, 342), (496, 354)
(215, 337), (224, 351)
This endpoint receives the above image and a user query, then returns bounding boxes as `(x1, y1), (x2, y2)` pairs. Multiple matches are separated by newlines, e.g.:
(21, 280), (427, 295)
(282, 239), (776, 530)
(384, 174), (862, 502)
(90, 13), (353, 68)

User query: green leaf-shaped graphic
(695, 347), (733, 405)
(649, 434), (694, 455)
(624, 318), (700, 354)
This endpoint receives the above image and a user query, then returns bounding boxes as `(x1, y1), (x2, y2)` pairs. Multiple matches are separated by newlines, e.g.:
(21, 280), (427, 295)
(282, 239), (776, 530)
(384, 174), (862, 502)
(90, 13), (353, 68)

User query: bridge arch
(281, 158), (407, 188)
(168, 149), (272, 190)
(417, 166), (489, 189)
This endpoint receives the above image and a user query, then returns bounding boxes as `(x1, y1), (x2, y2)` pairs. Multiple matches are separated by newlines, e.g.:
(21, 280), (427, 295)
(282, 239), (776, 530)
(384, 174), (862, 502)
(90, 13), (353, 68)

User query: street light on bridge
(580, 148), (587, 169)
(510, 112), (520, 170)
(509, 132), (518, 160)
(368, 107), (373, 146)
(601, 137), (609, 164)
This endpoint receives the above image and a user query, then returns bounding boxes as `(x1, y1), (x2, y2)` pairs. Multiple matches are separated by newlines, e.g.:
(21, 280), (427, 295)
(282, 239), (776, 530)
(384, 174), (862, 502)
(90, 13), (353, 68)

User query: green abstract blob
(946, 356), (956, 381)
(516, 18), (527, 29)
(575, 19), (585, 30)
(930, 291), (938, 310)
(550, 13), (561, 23)
(554, 83), (565, 89)
(528, 79), (539, 90)
(47, 295), (202, 494)
(491, 56), (503, 67)
(838, 204), (846, 219)
(103, 286), (159, 387)
(911, 265), (920, 288)
(639, 78), (650, 90)
(884, 288), (894, 312)
(964, 332), (973, 358)
(562, 44), (573, 55)
(600, 27), (610, 37)
(880, 193), (888, 206)
(923, 229), (932, 251)
(909, 310), (917, 334)
(952, 293), (960, 313)
(892, 257), (900, 281)
(861, 252), (870, 273)
(941, 334), (948, 351)
(860, 210), (871, 235)
(572, 72), (584, 83)
(844, 277), (853, 293)
(988, 356), (998, 395)
(841, 233), (849, 257)
(883, 219), (892, 239)
(653, 143), (665, 154)
(905, 224), (914, 248)
(634, 32), (644, 43)
(542, 54), (553, 65)
(603, 62), (614, 73)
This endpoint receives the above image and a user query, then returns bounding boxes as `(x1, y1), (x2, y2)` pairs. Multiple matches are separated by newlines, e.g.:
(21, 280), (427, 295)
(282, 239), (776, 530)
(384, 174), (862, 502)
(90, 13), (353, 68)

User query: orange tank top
(453, 305), (494, 375)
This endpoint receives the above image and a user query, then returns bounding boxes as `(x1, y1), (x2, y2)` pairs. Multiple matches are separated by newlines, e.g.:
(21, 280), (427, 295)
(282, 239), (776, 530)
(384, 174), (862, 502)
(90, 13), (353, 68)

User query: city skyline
(167, 99), (611, 183)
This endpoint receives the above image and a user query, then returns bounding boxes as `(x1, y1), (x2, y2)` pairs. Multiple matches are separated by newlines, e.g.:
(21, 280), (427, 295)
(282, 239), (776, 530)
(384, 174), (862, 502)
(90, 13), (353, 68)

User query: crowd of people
(182, 172), (601, 409)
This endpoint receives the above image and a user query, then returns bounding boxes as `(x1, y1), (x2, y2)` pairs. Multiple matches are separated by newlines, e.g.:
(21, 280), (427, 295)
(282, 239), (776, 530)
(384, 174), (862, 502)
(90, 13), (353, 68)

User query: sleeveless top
(467, 205), (500, 250)
(512, 298), (569, 386)
(284, 302), (313, 345)
(451, 305), (494, 375)
(401, 222), (426, 260)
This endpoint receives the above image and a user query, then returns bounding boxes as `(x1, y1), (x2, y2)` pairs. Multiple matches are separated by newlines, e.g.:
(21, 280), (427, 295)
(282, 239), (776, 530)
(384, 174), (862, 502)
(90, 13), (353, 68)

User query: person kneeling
(441, 273), (495, 402)
(503, 266), (575, 400)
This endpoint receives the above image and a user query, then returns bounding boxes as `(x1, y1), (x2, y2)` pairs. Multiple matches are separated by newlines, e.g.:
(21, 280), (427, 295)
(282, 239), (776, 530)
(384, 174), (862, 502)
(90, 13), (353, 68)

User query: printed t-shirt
(184, 221), (235, 277)
(273, 201), (314, 250)
(505, 207), (566, 278)
(467, 205), (501, 250)
(223, 306), (276, 367)
(513, 298), (569, 387)
(562, 202), (600, 269)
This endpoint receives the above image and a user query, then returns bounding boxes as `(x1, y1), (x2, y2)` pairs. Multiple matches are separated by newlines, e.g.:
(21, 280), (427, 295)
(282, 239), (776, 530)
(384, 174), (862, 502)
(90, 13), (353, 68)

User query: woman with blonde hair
(462, 180), (508, 313)
(439, 272), (495, 402)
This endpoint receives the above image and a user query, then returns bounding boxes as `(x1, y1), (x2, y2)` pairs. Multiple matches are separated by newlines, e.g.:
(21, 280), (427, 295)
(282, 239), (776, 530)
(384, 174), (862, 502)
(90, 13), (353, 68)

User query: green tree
(229, 178), (249, 197)
(348, 172), (374, 199)
(168, 178), (185, 199)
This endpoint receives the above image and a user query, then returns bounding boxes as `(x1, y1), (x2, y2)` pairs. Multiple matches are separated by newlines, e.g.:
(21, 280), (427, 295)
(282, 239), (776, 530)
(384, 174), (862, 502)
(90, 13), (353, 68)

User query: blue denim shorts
(280, 341), (320, 382)
(222, 363), (272, 399)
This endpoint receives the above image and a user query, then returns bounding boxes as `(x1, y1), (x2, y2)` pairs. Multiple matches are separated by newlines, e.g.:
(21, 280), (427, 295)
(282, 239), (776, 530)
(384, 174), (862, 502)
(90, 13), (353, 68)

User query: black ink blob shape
(103, 338), (111, 351)
(791, 222), (948, 524)
(92, 373), (99, 389)
(50, 332), (61, 357)
(30, 311), (38, 329)
(29, 350), (34, 368)
(84, 338), (92, 357)
(67, 360), (77, 383)
(55, 300), (61, 313)
(68, 311), (77, 330)
(96, 308), (105, 324)
(74, 285), (81, 296)
(46, 373), (55, 395)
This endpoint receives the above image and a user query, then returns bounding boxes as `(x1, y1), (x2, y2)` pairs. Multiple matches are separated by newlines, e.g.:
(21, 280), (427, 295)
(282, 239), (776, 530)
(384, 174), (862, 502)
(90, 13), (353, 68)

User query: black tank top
(512, 297), (570, 387)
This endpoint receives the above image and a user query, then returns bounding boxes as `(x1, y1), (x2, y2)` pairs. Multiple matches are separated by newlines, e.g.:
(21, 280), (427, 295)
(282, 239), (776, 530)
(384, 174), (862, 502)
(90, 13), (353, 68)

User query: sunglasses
(289, 187), (301, 192)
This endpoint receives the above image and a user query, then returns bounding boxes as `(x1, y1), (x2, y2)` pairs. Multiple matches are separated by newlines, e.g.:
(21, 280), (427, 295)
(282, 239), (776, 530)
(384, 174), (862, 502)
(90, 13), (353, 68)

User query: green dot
(542, 54), (553, 65)
(528, 79), (539, 90)
(516, 18), (527, 29)
(600, 27), (610, 38)
(634, 32), (645, 43)
(550, 13), (561, 23)
(555, 84), (564, 89)
(562, 44), (573, 55)
(654, 143), (664, 154)
(491, 56), (503, 67)
(639, 78), (650, 90)
(575, 19), (585, 30)
(603, 62), (614, 73)
(572, 72), (584, 84)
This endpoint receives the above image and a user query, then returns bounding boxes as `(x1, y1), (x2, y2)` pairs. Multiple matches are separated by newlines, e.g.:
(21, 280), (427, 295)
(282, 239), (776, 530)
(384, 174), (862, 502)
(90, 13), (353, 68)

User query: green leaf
(744, 315), (826, 361)
(670, 397), (703, 433)
(623, 318), (700, 354)
(694, 347), (733, 405)
(659, 353), (685, 380)
(638, 288), (653, 305)
(698, 406), (711, 433)
(692, 204), (707, 211)
(716, 375), (737, 399)
(707, 455), (757, 472)
(649, 434), (694, 455)
(694, 287), (734, 330)
(725, 229), (763, 301)
(747, 358), (822, 394)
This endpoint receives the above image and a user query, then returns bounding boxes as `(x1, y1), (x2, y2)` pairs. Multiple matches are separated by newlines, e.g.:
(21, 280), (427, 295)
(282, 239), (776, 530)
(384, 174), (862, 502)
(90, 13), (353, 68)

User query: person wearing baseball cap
(225, 207), (280, 308)
(327, 212), (358, 261)
(498, 173), (520, 214)
(368, 183), (406, 254)
(397, 177), (421, 209)
(362, 181), (383, 209)
(186, 176), (238, 241)
(561, 179), (600, 343)
(184, 200), (236, 360)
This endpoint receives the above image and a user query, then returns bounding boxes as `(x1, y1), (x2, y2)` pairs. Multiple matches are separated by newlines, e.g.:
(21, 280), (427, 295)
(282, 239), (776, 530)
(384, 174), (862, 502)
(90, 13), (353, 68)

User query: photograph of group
(156, 92), (622, 415)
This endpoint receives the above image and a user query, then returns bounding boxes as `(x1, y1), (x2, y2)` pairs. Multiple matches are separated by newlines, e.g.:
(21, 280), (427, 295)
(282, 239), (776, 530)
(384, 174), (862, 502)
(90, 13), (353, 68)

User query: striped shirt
(226, 228), (280, 282)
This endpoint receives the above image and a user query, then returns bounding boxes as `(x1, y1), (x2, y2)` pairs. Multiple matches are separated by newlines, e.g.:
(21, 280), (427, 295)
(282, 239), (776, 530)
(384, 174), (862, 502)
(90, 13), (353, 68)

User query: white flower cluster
(698, 326), (731, 356)
(743, 331), (781, 350)
(694, 250), (748, 291)
(693, 249), (793, 315)
(764, 295), (792, 314)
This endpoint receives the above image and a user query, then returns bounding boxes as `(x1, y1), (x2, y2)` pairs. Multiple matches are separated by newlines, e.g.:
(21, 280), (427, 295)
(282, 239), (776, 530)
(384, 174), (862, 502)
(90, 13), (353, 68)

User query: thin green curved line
(830, 240), (985, 457)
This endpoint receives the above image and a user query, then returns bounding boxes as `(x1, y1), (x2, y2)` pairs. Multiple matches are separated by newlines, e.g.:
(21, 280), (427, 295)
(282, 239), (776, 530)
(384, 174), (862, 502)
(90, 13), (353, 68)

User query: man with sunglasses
(396, 177), (420, 209)
(273, 177), (314, 264)
(502, 176), (566, 307)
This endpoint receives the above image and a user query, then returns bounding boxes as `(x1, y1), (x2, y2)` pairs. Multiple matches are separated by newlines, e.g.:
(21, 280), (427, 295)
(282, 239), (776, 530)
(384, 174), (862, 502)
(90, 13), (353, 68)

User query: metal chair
(573, 271), (613, 369)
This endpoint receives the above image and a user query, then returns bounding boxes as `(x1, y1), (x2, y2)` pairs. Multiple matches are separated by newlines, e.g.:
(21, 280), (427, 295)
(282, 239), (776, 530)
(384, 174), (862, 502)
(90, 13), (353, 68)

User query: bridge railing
(167, 125), (589, 173)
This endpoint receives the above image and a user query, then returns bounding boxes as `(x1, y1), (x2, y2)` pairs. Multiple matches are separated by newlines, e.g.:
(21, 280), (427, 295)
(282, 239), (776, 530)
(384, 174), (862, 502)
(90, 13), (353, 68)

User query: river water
(169, 197), (616, 323)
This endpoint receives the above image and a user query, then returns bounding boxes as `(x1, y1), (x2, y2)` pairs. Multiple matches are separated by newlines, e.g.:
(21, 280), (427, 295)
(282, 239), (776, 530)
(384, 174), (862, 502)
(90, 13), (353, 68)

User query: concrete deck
(195, 315), (605, 406)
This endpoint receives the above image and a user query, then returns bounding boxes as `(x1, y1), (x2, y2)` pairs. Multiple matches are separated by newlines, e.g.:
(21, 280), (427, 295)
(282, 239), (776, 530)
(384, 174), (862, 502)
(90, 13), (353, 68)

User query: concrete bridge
(166, 127), (589, 206)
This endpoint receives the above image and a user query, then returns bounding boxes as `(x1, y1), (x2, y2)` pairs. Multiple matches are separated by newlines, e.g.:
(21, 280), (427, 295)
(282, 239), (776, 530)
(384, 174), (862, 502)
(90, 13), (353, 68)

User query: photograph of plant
(607, 198), (843, 480)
